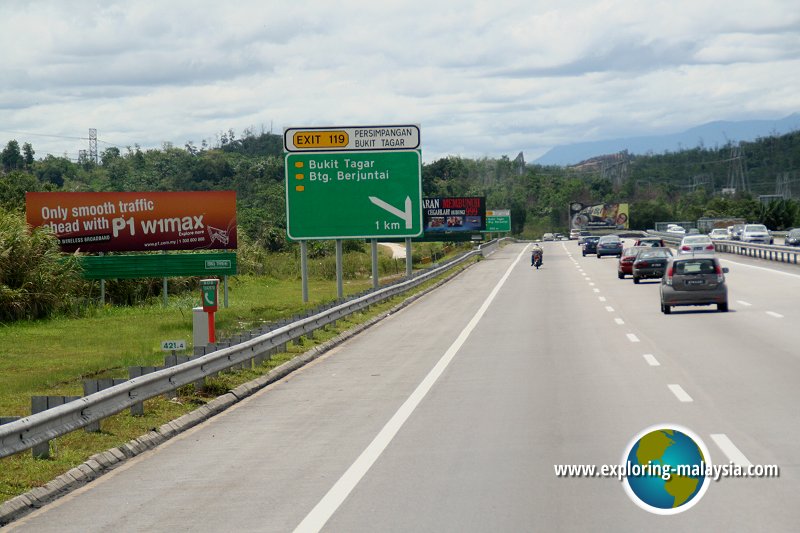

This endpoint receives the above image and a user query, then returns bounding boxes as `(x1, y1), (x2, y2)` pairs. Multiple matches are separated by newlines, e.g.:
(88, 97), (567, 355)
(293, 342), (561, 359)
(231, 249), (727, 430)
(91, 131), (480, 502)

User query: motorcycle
(532, 252), (543, 269)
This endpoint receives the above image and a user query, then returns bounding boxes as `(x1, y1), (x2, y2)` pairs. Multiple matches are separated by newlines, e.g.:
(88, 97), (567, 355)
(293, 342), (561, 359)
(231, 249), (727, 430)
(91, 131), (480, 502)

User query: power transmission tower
(601, 150), (630, 187)
(691, 174), (713, 193)
(775, 172), (792, 199)
(88, 128), (98, 164)
(514, 151), (525, 175)
(726, 145), (748, 193)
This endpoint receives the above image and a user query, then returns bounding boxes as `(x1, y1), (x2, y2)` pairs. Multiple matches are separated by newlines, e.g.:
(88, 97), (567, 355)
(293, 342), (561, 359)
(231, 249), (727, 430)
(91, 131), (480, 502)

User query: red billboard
(26, 191), (237, 252)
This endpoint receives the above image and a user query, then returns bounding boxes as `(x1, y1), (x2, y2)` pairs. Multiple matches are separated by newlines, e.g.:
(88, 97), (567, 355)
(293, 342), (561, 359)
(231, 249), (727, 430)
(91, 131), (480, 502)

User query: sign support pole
(371, 239), (379, 290)
(336, 239), (344, 300)
(405, 238), (413, 278)
(300, 240), (309, 303)
(223, 276), (229, 308)
(99, 252), (105, 306)
(162, 251), (168, 307)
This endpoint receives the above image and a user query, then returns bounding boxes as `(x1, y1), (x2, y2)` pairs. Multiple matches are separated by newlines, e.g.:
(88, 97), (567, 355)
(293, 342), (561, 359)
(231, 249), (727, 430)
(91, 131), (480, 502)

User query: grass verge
(0, 254), (479, 505)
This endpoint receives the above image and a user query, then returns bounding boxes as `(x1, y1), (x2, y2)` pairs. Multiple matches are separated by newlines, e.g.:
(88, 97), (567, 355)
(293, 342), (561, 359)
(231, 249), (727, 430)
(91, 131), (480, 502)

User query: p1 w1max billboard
(26, 191), (237, 253)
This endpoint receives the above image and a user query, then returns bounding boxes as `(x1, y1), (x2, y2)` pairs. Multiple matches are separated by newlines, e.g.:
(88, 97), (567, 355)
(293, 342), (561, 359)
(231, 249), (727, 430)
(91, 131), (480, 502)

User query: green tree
(1, 140), (22, 171)
(22, 142), (35, 167)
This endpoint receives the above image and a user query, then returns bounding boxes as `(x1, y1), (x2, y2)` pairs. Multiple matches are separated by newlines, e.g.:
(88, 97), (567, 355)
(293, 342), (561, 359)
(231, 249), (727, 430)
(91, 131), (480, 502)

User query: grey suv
(660, 254), (729, 314)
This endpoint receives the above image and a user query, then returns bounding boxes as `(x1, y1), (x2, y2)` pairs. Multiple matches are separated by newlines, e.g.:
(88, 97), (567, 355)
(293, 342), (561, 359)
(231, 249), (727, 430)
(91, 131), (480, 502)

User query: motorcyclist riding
(531, 243), (543, 267)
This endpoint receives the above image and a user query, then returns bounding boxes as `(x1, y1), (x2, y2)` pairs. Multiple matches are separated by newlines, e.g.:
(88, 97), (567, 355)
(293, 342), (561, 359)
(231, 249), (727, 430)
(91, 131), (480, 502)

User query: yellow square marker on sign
(294, 161), (304, 168)
(295, 173), (304, 180)
(296, 185), (305, 192)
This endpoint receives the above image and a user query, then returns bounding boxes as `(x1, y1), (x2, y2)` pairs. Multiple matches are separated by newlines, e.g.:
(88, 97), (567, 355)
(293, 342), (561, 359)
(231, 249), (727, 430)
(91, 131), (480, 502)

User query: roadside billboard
(26, 191), (237, 253)
(569, 202), (629, 230)
(422, 197), (486, 233)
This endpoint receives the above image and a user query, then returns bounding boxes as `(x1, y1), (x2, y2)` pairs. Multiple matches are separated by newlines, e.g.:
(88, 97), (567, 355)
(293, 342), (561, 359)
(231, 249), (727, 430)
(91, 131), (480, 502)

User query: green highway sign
(485, 209), (512, 232)
(285, 150), (423, 240)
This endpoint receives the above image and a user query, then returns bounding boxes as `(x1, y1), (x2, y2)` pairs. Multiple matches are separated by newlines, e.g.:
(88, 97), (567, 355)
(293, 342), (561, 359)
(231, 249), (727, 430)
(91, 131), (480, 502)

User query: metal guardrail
(0, 241), (503, 459)
(647, 231), (800, 265)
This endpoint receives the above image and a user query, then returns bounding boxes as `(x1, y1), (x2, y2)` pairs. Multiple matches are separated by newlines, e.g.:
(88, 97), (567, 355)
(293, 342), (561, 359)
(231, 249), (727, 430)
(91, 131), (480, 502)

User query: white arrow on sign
(368, 196), (413, 229)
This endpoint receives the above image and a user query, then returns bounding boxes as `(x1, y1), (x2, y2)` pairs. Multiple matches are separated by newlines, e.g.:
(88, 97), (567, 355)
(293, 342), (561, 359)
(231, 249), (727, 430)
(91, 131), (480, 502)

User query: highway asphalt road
(8, 242), (800, 532)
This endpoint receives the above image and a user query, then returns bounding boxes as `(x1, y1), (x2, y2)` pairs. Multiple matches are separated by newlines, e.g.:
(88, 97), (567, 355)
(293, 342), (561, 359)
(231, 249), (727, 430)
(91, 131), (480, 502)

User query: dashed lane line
(668, 384), (693, 402)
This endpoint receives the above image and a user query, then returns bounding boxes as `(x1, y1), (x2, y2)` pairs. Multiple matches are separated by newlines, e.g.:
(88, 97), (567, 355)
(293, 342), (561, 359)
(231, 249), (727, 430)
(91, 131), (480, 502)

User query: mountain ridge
(535, 113), (800, 166)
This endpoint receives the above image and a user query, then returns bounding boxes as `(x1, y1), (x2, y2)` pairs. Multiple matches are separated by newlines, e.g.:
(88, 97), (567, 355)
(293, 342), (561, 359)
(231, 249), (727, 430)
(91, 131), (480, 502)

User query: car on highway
(581, 236), (600, 256)
(577, 231), (592, 245)
(596, 235), (623, 258)
(678, 235), (715, 254)
(740, 224), (773, 244)
(660, 254), (729, 314)
(617, 246), (648, 279)
(666, 224), (686, 235)
(570, 229), (581, 240)
(785, 228), (800, 246)
(632, 248), (673, 284)
(708, 228), (729, 240)
(729, 224), (745, 240)
(543, 233), (555, 241)
(633, 237), (665, 248)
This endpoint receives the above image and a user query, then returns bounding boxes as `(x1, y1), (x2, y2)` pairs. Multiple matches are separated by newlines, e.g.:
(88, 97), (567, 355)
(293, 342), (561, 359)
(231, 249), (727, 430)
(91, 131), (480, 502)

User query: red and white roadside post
(200, 278), (219, 344)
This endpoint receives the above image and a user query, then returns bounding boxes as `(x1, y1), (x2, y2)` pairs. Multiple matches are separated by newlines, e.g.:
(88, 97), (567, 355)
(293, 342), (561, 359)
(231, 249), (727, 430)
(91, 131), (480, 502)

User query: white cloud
(0, 0), (798, 162)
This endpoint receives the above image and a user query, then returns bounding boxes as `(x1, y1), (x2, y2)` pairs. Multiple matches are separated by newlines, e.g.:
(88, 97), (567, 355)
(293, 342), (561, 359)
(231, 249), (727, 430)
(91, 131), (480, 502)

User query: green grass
(0, 252), (478, 505)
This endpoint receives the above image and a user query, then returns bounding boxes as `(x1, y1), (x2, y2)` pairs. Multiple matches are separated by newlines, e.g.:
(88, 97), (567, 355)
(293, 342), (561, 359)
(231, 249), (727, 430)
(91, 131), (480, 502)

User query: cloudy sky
(1, 0), (799, 163)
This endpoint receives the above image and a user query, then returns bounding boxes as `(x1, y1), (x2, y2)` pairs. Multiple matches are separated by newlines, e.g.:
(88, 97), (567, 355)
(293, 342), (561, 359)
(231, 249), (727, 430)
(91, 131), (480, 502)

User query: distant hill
(535, 113), (800, 166)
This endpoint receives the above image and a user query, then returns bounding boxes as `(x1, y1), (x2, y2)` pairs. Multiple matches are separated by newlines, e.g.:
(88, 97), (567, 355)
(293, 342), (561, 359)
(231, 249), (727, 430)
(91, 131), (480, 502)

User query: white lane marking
(589, 282), (595, 286)
(710, 434), (753, 467)
(598, 296), (606, 302)
(614, 318), (625, 325)
(721, 258), (800, 279)
(605, 306), (615, 312)
(593, 288), (600, 293)
(642, 353), (660, 366)
(585, 277), (591, 281)
(626, 333), (640, 343)
(293, 245), (529, 533)
(668, 384), (693, 402)
(736, 300), (752, 307)
(766, 311), (784, 318)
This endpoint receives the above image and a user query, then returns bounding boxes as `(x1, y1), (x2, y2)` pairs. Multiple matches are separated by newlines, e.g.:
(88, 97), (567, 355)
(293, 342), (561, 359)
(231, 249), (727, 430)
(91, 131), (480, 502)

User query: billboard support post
(335, 239), (343, 300)
(405, 238), (412, 278)
(371, 239), (379, 290)
(99, 252), (105, 306)
(162, 251), (168, 307)
(300, 240), (309, 303)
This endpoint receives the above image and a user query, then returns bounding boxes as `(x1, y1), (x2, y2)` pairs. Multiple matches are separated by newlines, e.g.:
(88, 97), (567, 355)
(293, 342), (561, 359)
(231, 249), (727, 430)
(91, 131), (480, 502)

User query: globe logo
(622, 424), (712, 515)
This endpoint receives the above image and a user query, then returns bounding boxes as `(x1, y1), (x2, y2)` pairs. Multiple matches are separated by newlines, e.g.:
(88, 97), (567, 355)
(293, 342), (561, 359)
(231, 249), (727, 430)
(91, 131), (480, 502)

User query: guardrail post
(82, 379), (127, 432)
(30, 396), (81, 458)
(128, 366), (161, 415)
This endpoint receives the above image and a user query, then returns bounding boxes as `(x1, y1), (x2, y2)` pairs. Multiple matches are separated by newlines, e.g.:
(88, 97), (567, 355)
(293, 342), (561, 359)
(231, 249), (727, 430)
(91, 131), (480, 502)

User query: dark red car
(618, 247), (648, 279)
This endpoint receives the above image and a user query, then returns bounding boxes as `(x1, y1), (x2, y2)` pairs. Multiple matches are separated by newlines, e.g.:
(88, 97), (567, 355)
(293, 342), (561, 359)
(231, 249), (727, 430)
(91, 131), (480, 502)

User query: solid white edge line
(626, 333), (640, 343)
(721, 258), (800, 279)
(668, 384), (693, 402)
(293, 245), (530, 533)
(736, 300), (752, 306)
(710, 434), (752, 467)
(642, 354), (660, 366)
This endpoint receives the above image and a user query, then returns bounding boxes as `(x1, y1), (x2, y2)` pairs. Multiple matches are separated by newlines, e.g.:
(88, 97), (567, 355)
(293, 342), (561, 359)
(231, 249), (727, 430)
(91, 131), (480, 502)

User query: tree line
(2, 128), (799, 321)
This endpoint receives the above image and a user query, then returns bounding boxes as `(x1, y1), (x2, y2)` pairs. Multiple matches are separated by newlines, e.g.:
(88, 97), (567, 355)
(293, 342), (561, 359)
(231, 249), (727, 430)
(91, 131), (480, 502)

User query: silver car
(740, 224), (773, 244)
(678, 235), (715, 254)
(660, 254), (729, 314)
